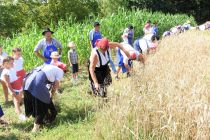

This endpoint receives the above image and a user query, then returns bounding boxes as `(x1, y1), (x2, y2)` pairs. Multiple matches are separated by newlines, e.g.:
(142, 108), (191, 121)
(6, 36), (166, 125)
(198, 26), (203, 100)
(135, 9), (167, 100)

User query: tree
(97, 0), (128, 16)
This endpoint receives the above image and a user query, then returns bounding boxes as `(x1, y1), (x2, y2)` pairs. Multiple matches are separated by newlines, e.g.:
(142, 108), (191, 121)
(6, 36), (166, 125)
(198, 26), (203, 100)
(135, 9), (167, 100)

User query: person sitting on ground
(88, 38), (130, 98)
(1, 56), (26, 121)
(0, 105), (8, 125)
(122, 24), (134, 45)
(23, 64), (66, 132)
(0, 45), (9, 104)
(12, 48), (26, 91)
(34, 28), (62, 64)
(68, 42), (79, 82)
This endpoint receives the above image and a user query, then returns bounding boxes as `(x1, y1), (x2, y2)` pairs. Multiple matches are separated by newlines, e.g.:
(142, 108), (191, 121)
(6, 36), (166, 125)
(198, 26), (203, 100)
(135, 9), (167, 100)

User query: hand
(43, 57), (48, 62)
(94, 83), (100, 91)
(12, 91), (16, 95)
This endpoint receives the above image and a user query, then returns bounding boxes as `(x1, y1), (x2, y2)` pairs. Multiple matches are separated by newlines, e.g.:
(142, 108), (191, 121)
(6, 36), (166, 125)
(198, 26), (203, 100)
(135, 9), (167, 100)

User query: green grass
(0, 69), (98, 140)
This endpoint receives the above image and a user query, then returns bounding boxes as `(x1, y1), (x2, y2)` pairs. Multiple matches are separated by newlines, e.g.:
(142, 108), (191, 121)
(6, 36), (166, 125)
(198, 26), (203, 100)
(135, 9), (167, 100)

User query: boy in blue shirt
(89, 22), (102, 48)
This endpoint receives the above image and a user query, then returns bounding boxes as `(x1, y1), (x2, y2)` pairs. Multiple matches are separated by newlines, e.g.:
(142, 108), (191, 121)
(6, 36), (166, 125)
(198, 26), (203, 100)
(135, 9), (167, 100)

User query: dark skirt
(24, 90), (57, 124)
(88, 63), (112, 97)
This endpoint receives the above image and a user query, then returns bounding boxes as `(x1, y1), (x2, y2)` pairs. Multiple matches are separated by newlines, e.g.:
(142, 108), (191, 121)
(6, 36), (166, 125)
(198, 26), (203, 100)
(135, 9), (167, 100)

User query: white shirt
(0, 52), (8, 67)
(14, 57), (24, 71)
(42, 65), (64, 82)
(120, 43), (135, 64)
(1, 68), (18, 83)
(92, 48), (109, 67)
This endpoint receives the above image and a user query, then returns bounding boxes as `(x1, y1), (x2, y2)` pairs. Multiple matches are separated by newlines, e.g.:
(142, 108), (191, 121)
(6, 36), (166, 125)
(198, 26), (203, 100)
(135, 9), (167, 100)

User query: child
(1, 56), (26, 121)
(68, 42), (79, 82)
(0, 45), (9, 104)
(50, 51), (67, 72)
(12, 48), (26, 89)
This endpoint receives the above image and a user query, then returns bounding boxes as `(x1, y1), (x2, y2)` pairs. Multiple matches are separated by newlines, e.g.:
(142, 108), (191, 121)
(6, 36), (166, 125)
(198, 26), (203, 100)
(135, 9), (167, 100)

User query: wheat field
(95, 31), (210, 140)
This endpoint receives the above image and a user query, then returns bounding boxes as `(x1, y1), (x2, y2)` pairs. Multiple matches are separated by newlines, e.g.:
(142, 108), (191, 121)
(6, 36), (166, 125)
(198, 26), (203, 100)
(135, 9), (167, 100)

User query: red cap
(96, 38), (109, 50)
(52, 62), (67, 73)
(130, 51), (137, 60)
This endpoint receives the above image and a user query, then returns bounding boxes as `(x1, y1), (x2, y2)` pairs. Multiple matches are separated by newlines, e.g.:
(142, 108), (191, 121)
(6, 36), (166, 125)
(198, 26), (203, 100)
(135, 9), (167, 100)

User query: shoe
(127, 72), (131, 77)
(0, 119), (8, 125)
(32, 123), (40, 133)
(115, 76), (120, 81)
(19, 114), (27, 121)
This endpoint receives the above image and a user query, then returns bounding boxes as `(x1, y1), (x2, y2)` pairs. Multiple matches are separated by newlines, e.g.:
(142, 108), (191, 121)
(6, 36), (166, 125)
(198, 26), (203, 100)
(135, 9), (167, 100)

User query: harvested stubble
(95, 31), (210, 140)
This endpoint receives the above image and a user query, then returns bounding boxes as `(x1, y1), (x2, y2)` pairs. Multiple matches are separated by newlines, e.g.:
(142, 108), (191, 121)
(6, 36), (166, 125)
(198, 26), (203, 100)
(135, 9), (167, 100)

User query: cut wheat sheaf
(95, 31), (210, 140)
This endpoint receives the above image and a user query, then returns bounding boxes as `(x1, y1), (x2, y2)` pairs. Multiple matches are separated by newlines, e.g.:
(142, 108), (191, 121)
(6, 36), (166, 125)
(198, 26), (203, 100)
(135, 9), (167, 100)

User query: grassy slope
(1, 31), (209, 140)
(0, 70), (98, 140)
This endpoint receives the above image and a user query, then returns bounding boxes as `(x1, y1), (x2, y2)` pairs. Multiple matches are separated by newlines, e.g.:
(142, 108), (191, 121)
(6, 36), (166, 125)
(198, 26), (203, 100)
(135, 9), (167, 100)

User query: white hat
(50, 51), (60, 58)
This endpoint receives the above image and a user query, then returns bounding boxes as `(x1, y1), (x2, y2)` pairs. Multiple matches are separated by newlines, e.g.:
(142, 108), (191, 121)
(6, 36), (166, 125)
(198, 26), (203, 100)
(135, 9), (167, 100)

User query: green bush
(0, 9), (196, 70)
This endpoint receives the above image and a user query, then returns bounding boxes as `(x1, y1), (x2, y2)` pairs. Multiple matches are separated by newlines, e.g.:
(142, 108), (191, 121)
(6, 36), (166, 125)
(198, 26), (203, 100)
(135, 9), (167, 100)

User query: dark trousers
(24, 90), (57, 125)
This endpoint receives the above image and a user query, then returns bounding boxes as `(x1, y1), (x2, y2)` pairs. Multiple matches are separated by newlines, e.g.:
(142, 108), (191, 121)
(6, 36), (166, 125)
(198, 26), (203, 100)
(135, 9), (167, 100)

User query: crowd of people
(0, 20), (160, 131)
(0, 19), (209, 132)
(163, 20), (210, 37)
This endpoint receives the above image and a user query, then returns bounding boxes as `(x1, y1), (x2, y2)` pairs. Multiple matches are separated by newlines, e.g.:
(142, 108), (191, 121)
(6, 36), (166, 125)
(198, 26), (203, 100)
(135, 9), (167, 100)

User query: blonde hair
(68, 42), (76, 48)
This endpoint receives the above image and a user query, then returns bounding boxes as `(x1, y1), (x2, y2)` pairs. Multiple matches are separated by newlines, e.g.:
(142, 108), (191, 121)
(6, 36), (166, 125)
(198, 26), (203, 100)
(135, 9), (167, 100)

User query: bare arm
(34, 51), (47, 62)
(68, 52), (72, 66)
(89, 52), (99, 87)
(90, 41), (93, 49)
(52, 80), (60, 90)
(4, 75), (15, 94)
(109, 42), (130, 58)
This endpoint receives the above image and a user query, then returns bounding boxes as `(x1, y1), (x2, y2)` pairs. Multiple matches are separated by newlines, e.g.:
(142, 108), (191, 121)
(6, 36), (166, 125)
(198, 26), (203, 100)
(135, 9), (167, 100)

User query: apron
(88, 50), (112, 97)
(92, 31), (102, 48)
(127, 31), (134, 46)
(43, 42), (59, 64)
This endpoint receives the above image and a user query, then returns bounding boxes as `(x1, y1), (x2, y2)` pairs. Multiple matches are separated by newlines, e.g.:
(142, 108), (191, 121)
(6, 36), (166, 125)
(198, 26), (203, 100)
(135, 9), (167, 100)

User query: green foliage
(0, 4), (25, 37)
(97, 0), (128, 16)
(0, 9), (195, 70)
(128, 0), (210, 23)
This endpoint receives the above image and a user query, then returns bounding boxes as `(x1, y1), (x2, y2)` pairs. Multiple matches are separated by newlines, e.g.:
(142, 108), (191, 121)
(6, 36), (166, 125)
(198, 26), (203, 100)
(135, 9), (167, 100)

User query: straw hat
(50, 51), (60, 58)
(68, 42), (76, 48)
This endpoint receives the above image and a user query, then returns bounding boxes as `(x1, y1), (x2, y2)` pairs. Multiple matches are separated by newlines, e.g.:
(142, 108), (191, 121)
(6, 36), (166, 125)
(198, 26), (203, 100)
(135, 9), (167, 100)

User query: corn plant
(0, 9), (195, 70)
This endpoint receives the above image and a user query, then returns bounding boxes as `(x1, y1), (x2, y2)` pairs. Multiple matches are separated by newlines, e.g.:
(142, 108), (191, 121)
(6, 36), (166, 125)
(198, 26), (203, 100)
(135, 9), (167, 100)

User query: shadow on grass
(56, 104), (95, 124)
(0, 133), (18, 140)
(10, 120), (34, 132)
(10, 103), (95, 131)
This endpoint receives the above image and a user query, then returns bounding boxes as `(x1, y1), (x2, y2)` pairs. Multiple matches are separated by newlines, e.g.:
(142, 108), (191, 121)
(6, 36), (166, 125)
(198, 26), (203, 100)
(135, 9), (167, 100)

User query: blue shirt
(127, 30), (134, 46)
(89, 29), (102, 48)
(152, 26), (158, 36)
(133, 39), (140, 51)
